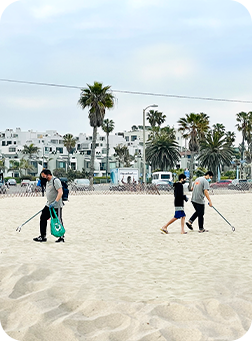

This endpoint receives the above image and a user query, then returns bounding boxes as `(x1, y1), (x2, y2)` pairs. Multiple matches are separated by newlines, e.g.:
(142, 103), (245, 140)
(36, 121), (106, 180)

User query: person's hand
(208, 201), (213, 207)
(49, 200), (57, 209)
(185, 196), (189, 202)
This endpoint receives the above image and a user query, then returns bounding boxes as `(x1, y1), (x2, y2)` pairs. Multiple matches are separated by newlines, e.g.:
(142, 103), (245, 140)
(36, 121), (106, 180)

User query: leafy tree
(198, 129), (234, 182)
(78, 81), (115, 185)
(145, 132), (180, 170)
(114, 144), (132, 167)
(102, 118), (115, 182)
(53, 168), (67, 178)
(63, 134), (76, 171)
(178, 112), (210, 187)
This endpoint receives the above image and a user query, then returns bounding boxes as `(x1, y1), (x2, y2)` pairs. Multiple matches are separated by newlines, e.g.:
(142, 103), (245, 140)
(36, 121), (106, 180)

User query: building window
(70, 163), (76, 170)
(9, 147), (16, 152)
(56, 147), (63, 153)
(2, 141), (5, 146)
(56, 161), (66, 169)
(125, 136), (129, 142)
(131, 135), (137, 141)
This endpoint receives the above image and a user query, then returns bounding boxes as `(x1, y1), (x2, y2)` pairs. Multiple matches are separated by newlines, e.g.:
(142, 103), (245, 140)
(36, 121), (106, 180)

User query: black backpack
(53, 177), (69, 201)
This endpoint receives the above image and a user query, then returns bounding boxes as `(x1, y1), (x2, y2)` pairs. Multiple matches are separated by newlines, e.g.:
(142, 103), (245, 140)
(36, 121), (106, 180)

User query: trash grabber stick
(211, 205), (235, 232)
(16, 209), (43, 232)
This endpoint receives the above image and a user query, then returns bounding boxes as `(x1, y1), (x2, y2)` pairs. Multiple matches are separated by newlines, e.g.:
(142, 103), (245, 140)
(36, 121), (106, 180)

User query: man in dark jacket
(160, 173), (188, 234)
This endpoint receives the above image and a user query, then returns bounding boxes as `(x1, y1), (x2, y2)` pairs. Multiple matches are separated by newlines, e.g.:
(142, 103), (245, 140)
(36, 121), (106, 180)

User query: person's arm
(204, 189), (212, 207)
(55, 187), (63, 202)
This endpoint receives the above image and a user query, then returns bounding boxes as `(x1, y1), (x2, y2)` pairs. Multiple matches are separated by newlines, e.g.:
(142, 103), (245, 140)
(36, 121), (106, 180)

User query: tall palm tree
(102, 119), (115, 182)
(198, 129), (234, 182)
(146, 110), (166, 128)
(22, 143), (40, 160)
(178, 112), (210, 187)
(145, 132), (180, 171)
(78, 81), (115, 185)
(236, 111), (252, 178)
(20, 158), (34, 176)
(63, 134), (76, 171)
(114, 144), (132, 167)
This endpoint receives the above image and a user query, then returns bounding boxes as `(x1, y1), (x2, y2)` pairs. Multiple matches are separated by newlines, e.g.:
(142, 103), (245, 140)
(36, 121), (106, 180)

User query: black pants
(40, 206), (64, 237)
(189, 202), (205, 230)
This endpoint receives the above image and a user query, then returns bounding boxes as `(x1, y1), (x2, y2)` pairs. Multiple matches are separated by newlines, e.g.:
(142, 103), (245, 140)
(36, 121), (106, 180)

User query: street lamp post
(143, 104), (158, 184)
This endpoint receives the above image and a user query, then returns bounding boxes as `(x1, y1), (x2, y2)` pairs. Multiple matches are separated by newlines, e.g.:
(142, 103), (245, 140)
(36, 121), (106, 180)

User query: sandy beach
(0, 193), (252, 341)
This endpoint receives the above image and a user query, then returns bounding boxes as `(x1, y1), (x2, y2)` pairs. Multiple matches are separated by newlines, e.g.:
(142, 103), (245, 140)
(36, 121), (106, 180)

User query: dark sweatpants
(189, 202), (205, 230)
(40, 206), (63, 237)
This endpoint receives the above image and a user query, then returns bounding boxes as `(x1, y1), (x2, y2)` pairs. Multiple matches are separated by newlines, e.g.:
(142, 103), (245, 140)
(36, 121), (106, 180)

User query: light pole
(143, 104), (158, 184)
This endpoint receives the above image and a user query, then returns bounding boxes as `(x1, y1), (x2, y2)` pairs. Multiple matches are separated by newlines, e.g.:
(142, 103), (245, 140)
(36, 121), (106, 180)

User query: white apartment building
(0, 127), (190, 179)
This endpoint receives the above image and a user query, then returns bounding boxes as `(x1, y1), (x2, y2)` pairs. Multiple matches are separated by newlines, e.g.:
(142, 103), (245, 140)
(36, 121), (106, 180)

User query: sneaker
(55, 236), (65, 243)
(33, 236), (47, 242)
(198, 229), (209, 233)
(186, 222), (193, 230)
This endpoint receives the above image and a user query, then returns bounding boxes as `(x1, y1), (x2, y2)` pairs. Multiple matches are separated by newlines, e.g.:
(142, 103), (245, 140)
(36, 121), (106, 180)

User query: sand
(0, 193), (252, 341)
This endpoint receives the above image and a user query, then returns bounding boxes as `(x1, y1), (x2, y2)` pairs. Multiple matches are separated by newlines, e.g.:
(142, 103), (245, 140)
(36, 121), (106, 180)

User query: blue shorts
(174, 210), (186, 219)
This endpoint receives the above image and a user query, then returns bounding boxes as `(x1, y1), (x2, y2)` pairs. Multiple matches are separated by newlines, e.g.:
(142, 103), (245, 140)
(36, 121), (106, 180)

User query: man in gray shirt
(186, 171), (213, 233)
(33, 169), (65, 243)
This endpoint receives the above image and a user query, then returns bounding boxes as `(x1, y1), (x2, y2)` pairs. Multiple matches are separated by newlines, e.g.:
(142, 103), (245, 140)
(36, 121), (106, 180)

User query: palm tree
(0, 159), (6, 181)
(114, 144), (132, 167)
(145, 132), (180, 171)
(63, 134), (76, 171)
(20, 158), (34, 176)
(198, 129), (234, 182)
(178, 112), (210, 187)
(8, 160), (22, 177)
(225, 131), (236, 146)
(102, 119), (115, 182)
(78, 81), (115, 185)
(146, 110), (166, 128)
(236, 112), (252, 178)
(22, 143), (40, 160)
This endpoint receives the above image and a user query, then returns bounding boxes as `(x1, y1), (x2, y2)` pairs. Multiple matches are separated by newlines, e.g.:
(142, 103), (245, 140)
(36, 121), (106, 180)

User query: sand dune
(0, 194), (252, 340)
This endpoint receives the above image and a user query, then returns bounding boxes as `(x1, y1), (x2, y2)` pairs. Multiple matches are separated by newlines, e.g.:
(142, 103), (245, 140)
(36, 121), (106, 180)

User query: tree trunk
(90, 126), (97, 186)
(106, 132), (109, 183)
(189, 152), (195, 190)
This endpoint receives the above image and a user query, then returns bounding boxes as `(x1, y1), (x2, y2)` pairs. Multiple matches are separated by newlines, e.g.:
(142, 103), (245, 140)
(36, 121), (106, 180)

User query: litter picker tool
(210, 205), (235, 232)
(16, 209), (43, 232)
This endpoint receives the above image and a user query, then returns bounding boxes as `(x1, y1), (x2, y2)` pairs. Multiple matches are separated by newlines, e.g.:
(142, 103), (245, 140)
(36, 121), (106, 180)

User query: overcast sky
(0, 0), (252, 145)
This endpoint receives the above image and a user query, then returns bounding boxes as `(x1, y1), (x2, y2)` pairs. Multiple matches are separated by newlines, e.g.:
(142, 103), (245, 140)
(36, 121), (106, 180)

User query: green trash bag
(49, 207), (65, 237)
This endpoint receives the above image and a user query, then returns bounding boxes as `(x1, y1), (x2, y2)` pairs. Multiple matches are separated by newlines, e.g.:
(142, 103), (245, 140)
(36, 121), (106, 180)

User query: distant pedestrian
(186, 171), (213, 233)
(160, 173), (188, 234)
(33, 169), (65, 243)
(39, 172), (47, 197)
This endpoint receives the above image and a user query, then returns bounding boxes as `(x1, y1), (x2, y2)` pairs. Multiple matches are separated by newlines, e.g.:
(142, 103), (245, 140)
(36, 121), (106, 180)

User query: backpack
(53, 177), (69, 201)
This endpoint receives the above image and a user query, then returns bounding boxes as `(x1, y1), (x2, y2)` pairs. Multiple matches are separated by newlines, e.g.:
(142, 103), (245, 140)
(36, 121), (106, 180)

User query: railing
(1, 181), (251, 199)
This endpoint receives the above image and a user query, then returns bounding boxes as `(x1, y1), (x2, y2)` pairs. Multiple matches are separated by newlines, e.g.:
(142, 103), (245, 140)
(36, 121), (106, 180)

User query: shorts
(174, 210), (186, 219)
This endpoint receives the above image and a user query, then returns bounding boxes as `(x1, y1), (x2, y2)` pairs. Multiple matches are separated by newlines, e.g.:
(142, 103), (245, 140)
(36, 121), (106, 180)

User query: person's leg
(197, 204), (205, 230)
(55, 207), (65, 242)
(161, 217), (177, 233)
(181, 216), (186, 234)
(189, 202), (199, 224)
(40, 206), (50, 237)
